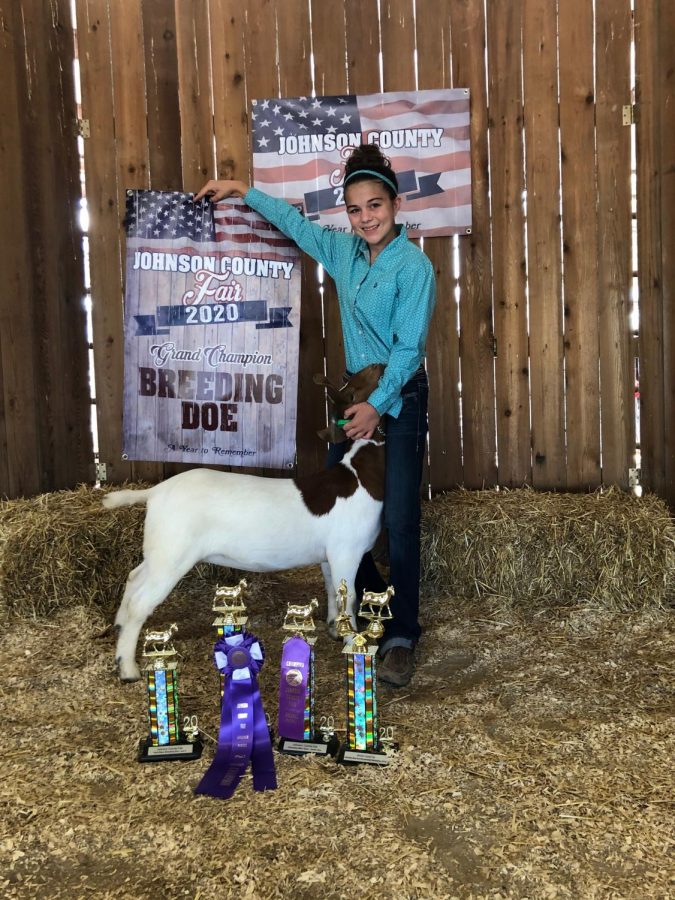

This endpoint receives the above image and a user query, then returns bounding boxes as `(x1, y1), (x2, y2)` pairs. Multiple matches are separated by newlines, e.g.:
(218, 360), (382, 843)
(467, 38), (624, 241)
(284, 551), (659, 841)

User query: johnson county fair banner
(252, 89), (471, 237)
(122, 191), (301, 469)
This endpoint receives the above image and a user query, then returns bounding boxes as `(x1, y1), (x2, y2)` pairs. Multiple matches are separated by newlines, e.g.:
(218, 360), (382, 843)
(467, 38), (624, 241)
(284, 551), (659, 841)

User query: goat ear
(314, 373), (343, 404)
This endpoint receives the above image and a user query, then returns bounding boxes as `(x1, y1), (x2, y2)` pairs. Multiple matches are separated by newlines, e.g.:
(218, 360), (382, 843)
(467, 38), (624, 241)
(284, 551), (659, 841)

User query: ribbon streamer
(195, 632), (277, 800)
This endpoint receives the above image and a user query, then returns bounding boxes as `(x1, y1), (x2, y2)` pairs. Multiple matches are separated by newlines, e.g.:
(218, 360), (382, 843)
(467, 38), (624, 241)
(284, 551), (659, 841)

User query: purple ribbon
(194, 632), (277, 800)
(278, 635), (311, 740)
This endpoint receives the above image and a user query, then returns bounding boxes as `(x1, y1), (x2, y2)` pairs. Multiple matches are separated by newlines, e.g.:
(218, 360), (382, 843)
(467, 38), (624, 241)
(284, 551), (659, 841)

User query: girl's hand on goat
(343, 402), (380, 440)
(193, 179), (250, 202)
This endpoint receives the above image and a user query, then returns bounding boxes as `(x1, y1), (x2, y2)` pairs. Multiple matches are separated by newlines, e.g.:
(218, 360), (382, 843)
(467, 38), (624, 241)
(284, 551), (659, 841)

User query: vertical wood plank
(53, 0), (96, 488)
(16, 0), (94, 491)
(276, 1), (326, 476)
(0, 0), (42, 497)
(634, 0), (665, 498)
(239, 0), (280, 476)
(204, 1), (246, 471)
(522, 0), (565, 488)
(142, 0), (185, 480)
(344, 0), (381, 95)
(595, 0), (634, 490)
(449, 0), (497, 488)
(381, 0), (436, 495)
(76, 0), (132, 484)
(142, 0), (182, 189)
(209, 0), (249, 181)
(110, 0), (164, 484)
(175, 0), (215, 187)
(22, 0), (66, 490)
(487, 0), (530, 487)
(558, 0), (601, 489)
(658, 1), (675, 508)
(309, 0), (349, 389)
(0, 0), (92, 498)
(416, 0), (463, 491)
(380, 0), (415, 91)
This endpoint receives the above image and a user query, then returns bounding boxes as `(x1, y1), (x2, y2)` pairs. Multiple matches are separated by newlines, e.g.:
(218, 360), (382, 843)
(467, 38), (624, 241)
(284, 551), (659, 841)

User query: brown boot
(378, 646), (414, 687)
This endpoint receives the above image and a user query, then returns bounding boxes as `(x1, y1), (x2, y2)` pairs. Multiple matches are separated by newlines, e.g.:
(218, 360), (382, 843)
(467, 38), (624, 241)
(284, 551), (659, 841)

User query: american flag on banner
(125, 191), (298, 258)
(122, 191), (301, 469)
(252, 89), (471, 237)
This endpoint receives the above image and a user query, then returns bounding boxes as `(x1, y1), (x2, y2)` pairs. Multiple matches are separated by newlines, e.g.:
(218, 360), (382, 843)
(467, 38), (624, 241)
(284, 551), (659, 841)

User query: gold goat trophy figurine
(142, 623), (179, 665)
(282, 598), (319, 642)
(212, 579), (249, 629)
(335, 579), (395, 651)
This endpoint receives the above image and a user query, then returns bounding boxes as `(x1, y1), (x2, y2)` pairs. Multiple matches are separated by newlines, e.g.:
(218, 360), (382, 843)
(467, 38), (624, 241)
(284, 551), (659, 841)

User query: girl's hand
(193, 179), (250, 202)
(343, 402), (381, 441)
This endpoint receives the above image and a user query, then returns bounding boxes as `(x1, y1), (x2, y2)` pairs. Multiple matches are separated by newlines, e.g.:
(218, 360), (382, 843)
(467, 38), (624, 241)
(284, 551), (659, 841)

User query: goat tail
(102, 488), (153, 510)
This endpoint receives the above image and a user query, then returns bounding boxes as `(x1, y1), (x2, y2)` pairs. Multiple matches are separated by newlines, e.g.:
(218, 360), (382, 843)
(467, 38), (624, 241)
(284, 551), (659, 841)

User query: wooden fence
(1, 0), (674, 507)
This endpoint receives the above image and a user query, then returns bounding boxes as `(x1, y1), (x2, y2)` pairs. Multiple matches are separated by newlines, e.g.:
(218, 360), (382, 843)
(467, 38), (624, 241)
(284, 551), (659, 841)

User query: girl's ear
(393, 195), (402, 214)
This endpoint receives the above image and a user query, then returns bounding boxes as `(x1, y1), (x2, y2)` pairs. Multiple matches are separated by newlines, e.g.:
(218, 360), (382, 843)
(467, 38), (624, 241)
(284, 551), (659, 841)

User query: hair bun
(345, 143), (393, 175)
(343, 143), (398, 197)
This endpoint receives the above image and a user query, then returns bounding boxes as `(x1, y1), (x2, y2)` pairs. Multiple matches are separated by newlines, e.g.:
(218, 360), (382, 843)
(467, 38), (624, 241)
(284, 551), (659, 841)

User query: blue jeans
(326, 367), (429, 653)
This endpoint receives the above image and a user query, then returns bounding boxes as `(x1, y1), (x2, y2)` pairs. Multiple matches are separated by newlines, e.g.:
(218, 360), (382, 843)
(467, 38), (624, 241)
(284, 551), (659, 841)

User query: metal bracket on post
(96, 462), (108, 484)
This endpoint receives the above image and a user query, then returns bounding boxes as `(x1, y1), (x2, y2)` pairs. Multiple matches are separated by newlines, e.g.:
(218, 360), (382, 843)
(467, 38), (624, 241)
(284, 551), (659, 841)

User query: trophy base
(277, 731), (340, 758)
(336, 742), (395, 766)
(138, 733), (204, 763)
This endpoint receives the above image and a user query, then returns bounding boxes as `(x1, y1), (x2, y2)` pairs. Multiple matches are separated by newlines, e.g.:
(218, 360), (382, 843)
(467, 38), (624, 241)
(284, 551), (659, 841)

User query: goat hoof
(327, 620), (341, 641)
(116, 657), (141, 682)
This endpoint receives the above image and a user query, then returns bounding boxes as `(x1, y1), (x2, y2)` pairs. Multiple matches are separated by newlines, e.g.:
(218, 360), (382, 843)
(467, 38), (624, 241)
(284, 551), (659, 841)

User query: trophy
(138, 624), (203, 762)
(277, 599), (339, 757)
(335, 581), (397, 766)
(212, 580), (249, 696)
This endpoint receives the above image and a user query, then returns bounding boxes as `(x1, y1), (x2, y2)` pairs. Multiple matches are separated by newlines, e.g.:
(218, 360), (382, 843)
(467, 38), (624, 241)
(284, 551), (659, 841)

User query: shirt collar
(357, 224), (408, 262)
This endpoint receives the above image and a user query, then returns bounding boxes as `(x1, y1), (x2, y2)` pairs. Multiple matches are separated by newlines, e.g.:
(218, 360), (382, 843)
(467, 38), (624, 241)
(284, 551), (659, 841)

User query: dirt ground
(1, 567), (673, 899)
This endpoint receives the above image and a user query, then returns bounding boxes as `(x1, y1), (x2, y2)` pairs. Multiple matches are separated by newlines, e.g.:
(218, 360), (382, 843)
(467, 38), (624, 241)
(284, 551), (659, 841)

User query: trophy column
(138, 624), (203, 762)
(334, 582), (397, 766)
(277, 599), (338, 756)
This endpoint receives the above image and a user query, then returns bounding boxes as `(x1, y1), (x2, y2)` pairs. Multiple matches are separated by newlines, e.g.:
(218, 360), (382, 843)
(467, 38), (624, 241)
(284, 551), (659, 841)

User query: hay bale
(421, 486), (675, 612)
(0, 484), (145, 617)
(0, 484), (229, 618)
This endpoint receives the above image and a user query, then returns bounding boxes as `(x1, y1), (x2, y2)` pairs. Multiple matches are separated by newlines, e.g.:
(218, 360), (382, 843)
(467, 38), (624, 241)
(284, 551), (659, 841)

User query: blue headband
(343, 169), (399, 196)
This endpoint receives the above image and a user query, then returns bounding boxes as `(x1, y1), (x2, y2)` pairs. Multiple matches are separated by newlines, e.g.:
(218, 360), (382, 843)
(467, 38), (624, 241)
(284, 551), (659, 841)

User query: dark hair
(343, 144), (399, 199)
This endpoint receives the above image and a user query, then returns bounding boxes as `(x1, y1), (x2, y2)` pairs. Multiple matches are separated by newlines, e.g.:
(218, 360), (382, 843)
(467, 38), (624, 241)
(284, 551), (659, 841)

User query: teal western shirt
(244, 187), (436, 417)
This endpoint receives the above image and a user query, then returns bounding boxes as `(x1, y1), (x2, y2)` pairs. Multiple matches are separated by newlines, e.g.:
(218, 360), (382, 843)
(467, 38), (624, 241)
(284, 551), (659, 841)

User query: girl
(194, 144), (436, 686)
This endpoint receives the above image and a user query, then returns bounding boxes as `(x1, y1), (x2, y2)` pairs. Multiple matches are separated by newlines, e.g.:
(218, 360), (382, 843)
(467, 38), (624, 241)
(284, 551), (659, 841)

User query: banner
(122, 191), (301, 469)
(252, 89), (471, 237)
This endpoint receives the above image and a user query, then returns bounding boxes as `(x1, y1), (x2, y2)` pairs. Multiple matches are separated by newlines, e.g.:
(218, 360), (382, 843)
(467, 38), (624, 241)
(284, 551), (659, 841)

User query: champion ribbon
(278, 635), (311, 740)
(194, 632), (277, 800)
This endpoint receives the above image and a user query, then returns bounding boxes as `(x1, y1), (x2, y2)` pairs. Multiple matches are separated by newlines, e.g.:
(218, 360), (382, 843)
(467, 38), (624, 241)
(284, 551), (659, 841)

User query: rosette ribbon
(194, 632), (277, 800)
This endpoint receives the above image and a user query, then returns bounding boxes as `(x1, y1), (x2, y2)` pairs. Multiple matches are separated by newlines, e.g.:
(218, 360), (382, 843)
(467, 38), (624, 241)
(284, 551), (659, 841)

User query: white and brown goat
(104, 364), (385, 681)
